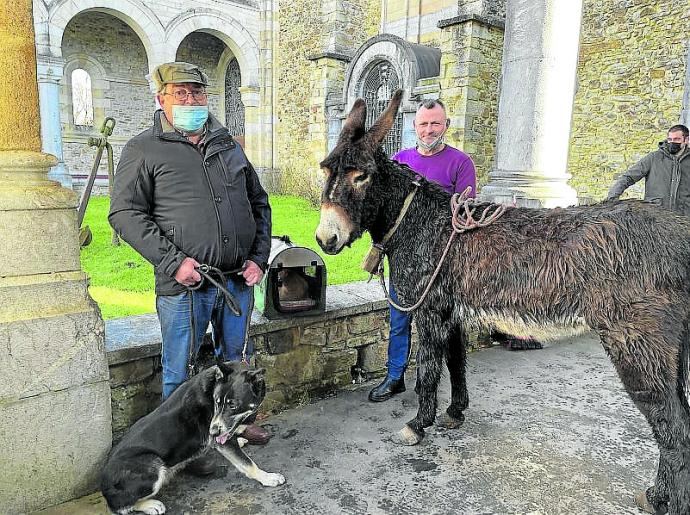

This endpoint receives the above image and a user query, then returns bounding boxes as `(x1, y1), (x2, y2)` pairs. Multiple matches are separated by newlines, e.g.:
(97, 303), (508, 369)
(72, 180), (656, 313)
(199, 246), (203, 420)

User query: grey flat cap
(152, 62), (209, 89)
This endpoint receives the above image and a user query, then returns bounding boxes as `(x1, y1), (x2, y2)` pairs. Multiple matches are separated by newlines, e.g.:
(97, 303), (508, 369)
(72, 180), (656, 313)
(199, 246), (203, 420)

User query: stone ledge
(438, 13), (505, 30)
(306, 51), (353, 63)
(105, 280), (388, 365)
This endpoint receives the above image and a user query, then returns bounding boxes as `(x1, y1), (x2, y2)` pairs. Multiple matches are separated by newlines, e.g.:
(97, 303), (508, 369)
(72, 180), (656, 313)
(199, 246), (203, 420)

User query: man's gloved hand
(174, 257), (201, 286)
(242, 260), (264, 286)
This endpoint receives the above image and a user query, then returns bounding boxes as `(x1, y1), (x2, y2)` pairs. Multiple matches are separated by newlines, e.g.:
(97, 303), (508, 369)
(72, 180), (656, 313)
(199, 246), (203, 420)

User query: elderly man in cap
(109, 62), (272, 461)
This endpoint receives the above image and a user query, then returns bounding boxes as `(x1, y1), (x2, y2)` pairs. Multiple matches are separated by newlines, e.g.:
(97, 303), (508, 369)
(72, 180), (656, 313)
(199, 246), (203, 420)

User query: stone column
(0, 3), (112, 513)
(479, 0), (582, 208)
(37, 55), (72, 188)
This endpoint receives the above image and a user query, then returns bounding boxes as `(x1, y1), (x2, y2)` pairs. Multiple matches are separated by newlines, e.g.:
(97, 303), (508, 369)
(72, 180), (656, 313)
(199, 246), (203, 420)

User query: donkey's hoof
(634, 490), (666, 514)
(436, 412), (464, 429)
(391, 425), (423, 446)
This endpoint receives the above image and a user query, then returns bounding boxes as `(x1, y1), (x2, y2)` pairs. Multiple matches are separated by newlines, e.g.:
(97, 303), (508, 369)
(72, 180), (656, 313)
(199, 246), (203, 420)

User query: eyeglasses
(165, 89), (207, 102)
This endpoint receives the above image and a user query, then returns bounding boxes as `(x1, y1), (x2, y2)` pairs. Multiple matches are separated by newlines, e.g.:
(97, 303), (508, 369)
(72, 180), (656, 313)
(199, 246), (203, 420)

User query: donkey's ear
(363, 89), (403, 148)
(339, 98), (367, 143)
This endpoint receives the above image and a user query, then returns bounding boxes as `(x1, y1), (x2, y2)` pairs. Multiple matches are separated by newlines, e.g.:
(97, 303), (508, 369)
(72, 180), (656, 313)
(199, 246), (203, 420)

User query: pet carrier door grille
(361, 61), (403, 156)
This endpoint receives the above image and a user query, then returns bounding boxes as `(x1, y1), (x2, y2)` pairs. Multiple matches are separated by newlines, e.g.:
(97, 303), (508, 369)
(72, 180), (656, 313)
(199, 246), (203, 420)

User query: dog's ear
(201, 365), (226, 394)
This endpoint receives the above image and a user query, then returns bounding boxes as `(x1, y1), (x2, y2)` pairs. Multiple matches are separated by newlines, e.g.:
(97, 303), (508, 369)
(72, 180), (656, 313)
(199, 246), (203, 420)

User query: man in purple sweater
(369, 99), (476, 402)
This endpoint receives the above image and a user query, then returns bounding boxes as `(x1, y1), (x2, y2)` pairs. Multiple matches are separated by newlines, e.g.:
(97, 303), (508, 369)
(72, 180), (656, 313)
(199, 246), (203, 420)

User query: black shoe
(368, 375), (406, 402)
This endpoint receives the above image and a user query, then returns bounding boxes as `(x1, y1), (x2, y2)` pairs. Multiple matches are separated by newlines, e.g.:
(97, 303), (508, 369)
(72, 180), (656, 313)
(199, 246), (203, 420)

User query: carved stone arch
(47, 0), (163, 65)
(343, 34), (440, 110)
(164, 9), (260, 89)
(342, 34), (441, 154)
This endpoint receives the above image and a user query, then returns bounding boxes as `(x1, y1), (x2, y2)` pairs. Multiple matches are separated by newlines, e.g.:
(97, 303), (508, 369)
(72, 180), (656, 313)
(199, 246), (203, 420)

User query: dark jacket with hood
(608, 141), (690, 217)
(109, 110), (271, 295)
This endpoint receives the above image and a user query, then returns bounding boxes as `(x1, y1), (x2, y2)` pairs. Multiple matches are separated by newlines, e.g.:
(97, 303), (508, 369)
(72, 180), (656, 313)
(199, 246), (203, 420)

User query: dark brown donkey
(315, 90), (690, 514)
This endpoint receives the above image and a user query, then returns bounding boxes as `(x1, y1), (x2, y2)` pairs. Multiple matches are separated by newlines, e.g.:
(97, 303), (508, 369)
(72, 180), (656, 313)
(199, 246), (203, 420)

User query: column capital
(36, 55), (65, 84)
(239, 86), (261, 107)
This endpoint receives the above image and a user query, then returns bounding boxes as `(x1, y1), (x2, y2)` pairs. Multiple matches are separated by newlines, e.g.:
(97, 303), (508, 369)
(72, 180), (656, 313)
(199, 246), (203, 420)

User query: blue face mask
(172, 105), (209, 133)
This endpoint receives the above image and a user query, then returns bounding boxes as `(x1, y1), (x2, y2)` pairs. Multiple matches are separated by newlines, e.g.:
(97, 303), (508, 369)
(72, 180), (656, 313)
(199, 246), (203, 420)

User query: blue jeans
(388, 282), (412, 380)
(156, 278), (254, 399)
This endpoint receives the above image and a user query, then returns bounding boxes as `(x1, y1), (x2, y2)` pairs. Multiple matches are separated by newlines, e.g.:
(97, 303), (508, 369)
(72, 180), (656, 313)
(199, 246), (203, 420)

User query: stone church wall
(569, 0), (690, 201)
(277, 0), (380, 201)
(439, 18), (504, 187)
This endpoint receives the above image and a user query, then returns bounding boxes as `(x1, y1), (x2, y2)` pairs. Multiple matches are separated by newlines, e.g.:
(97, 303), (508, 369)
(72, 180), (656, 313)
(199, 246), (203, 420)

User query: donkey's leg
(601, 325), (690, 515)
(437, 324), (469, 429)
(392, 315), (446, 446)
(634, 393), (690, 515)
(655, 391), (690, 515)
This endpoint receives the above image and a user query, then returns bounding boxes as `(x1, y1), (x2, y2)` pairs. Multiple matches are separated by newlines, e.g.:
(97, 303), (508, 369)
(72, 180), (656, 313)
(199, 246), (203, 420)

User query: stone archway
(164, 9), (260, 89)
(340, 33), (441, 153)
(58, 9), (151, 189)
(46, 0), (164, 64)
(37, 0), (163, 188)
(164, 9), (264, 166)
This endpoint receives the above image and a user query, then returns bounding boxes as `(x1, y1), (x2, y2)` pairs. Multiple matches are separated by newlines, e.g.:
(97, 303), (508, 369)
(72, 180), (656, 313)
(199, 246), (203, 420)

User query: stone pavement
(36, 332), (656, 515)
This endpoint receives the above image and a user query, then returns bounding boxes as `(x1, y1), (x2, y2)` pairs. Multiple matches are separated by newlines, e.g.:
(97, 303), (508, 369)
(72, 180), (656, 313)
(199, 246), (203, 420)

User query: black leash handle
(188, 264), (246, 316)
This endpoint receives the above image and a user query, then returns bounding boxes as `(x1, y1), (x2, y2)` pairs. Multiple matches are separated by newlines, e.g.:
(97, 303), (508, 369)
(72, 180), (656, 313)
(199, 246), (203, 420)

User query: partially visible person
(369, 99), (476, 402)
(109, 62), (272, 456)
(608, 124), (690, 217)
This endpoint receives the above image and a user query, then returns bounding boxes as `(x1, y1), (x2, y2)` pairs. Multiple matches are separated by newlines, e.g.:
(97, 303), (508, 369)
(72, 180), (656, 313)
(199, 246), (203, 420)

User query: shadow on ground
(37, 332), (656, 515)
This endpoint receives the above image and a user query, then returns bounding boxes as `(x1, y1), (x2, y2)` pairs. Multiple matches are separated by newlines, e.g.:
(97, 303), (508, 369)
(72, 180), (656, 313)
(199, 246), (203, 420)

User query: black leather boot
(368, 375), (406, 402)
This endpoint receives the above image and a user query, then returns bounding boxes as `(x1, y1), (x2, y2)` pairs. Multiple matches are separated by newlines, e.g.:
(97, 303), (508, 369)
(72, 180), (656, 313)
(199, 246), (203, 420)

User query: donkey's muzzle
(316, 233), (340, 254)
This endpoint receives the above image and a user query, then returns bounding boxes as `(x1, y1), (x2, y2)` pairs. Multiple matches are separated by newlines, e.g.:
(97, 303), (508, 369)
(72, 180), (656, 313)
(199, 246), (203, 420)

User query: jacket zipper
(217, 153), (241, 265)
(200, 158), (225, 266)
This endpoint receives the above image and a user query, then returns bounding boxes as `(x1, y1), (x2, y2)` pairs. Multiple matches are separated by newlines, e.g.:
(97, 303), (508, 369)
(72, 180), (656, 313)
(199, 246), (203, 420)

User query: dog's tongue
(216, 433), (230, 445)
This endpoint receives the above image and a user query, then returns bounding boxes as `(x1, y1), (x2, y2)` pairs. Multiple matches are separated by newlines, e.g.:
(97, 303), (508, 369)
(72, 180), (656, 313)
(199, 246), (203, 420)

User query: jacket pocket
(163, 226), (183, 248)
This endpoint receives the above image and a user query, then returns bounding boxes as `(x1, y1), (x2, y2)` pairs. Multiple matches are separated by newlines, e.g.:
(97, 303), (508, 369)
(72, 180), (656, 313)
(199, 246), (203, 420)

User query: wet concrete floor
(38, 332), (655, 514)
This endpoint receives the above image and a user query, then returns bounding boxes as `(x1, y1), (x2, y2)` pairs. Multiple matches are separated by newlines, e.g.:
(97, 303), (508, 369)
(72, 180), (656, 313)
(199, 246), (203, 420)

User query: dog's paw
(237, 437), (248, 448)
(390, 425), (422, 446)
(258, 471), (286, 487)
(132, 498), (166, 514)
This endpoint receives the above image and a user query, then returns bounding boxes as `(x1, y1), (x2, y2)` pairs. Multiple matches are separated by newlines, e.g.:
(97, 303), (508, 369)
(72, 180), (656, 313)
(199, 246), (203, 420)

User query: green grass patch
(81, 196), (371, 319)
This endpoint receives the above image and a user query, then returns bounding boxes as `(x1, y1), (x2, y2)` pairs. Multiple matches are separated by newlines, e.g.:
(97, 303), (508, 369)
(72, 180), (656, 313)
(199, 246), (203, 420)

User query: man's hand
(174, 257), (201, 286)
(241, 260), (263, 286)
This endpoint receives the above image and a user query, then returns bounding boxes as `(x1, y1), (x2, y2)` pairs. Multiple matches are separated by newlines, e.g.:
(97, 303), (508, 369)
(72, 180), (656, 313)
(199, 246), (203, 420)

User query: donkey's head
(315, 90), (404, 254)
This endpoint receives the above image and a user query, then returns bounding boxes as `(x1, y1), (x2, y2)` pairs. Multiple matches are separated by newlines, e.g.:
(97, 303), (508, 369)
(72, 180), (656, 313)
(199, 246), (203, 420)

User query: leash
(188, 264), (246, 316)
(369, 186), (506, 313)
(185, 263), (248, 376)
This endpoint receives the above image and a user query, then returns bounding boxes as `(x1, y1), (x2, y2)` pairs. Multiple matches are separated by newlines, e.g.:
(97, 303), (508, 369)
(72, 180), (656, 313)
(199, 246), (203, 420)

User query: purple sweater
(392, 145), (476, 196)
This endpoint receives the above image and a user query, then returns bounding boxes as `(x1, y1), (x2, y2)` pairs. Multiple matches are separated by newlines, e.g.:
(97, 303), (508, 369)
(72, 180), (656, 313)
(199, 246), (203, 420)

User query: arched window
(225, 58), (245, 137)
(361, 61), (402, 155)
(71, 68), (94, 127)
